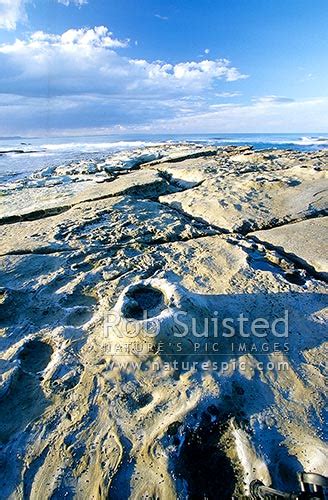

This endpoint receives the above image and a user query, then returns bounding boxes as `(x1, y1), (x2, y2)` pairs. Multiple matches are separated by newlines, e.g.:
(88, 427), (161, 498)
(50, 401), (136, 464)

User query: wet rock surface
(0, 144), (327, 498)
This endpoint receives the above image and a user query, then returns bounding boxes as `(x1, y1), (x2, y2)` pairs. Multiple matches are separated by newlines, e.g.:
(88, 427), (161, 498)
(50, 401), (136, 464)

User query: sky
(0, 0), (327, 136)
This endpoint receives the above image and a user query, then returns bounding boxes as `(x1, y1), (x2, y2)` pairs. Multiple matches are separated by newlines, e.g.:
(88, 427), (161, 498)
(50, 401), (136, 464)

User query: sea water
(0, 132), (327, 184)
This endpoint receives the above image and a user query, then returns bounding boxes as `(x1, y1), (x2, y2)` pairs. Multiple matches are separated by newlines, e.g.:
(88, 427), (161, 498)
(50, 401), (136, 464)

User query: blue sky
(0, 0), (327, 135)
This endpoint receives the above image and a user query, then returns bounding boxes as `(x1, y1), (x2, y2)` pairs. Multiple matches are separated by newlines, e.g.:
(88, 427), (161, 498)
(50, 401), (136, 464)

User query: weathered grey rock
(0, 359), (19, 399)
(0, 169), (173, 223)
(0, 145), (327, 499)
(0, 196), (213, 255)
(250, 216), (328, 278)
(158, 149), (328, 232)
(146, 146), (219, 167)
(0, 233), (326, 498)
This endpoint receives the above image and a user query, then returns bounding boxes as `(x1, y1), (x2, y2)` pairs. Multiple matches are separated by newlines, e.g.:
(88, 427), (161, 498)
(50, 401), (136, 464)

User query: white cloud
(254, 95), (295, 104)
(28, 26), (129, 48)
(141, 96), (328, 134)
(0, 0), (88, 31)
(170, 59), (246, 83)
(0, 26), (247, 99)
(1, 26), (324, 135)
(58, 0), (87, 5)
(0, 0), (27, 30)
(215, 91), (242, 98)
(0, 25), (324, 135)
(155, 14), (168, 20)
(1, 92), (327, 135)
(0, 26), (249, 133)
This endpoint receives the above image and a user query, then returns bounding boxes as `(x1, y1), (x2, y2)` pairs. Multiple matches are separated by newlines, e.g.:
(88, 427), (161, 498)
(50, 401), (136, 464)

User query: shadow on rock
(0, 339), (53, 444)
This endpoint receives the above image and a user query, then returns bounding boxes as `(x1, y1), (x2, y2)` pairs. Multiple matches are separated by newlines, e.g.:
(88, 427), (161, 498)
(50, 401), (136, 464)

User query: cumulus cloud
(29, 26), (129, 48)
(2, 25), (324, 136)
(0, 26), (247, 101)
(0, 0), (27, 30)
(0, 26), (325, 135)
(0, 25), (251, 133)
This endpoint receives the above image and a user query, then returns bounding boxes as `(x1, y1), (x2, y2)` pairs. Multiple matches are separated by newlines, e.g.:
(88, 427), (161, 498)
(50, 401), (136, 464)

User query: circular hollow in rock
(18, 340), (53, 374)
(123, 284), (167, 320)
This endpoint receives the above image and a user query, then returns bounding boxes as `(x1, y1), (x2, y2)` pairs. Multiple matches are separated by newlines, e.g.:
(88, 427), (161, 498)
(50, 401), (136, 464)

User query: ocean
(0, 133), (327, 184)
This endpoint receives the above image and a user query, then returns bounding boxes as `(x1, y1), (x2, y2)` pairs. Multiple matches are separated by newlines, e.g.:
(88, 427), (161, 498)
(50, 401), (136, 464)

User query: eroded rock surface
(0, 196), (214, 255)
(0, 169), (174, 223)
(158, 148), (328, 232)
(251, 216), (328, 279)
(0, 145), (327, 499)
